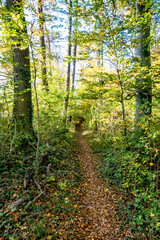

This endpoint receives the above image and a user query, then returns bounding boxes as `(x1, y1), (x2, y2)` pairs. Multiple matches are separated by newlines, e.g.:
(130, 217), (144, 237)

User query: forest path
(77, 126), (121, 240)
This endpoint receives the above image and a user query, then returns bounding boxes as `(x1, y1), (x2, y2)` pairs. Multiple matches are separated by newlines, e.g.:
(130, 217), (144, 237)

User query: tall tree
(135, 0), (152, 122)
(38, 0), (48, 90)
(72, 40), (77, 90)
(63, 0), (72, 121)
(6, 0), (33, 134)
(71, 0), (78, 90)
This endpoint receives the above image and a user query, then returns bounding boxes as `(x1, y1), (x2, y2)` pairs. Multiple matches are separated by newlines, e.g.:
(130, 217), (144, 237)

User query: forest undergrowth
(0, 130), (87, 240)
(0, 127), (138, 239)
(88, 125), (160, 240)
(1, 124), (159, 239)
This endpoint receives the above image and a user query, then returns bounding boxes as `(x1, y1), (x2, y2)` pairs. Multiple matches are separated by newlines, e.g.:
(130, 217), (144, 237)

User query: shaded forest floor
(0, 128), (149, 239)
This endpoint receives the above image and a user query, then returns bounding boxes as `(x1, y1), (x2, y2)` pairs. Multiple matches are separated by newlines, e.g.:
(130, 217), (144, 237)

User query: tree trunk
(135, 0), (152, 122)
(63, 0), (72, 122)
(116, 68), (127, 136)
(46, 32), (52, 77)
(97, 43), (103, 68)
(6, 0), (33, 134)
(72, 44), (77, 90)
(72, 0), (78, 90)
(38, 0), (48, 91)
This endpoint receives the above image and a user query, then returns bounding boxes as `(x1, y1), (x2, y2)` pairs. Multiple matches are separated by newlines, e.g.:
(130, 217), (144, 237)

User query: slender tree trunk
(95, 41), (104, 132)
(72, 44), (77, 90)
(6, 0), (33, 135)
(116, 68), (127, 136)
(97, 43), (103, 68)
(30, 42), (40, 177)
(72, 0), (78, 90)
(63, 0), (72, 121)
(135, 0), (151, 122)
(38, 0), (48, 91)
(46, 32), (52, 77)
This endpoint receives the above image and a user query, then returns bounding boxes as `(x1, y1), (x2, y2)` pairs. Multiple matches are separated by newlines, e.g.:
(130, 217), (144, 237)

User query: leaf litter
(77, 127), (121, 240)
(0, 128), (136, 239)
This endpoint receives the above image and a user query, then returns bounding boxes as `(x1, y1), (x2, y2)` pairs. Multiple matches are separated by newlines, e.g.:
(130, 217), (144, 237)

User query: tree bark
(72, 44), (77, 90)
(6, 0), (33, 134)
(135, 0), (152, 122)
(72, 0), (78, 90)
(116, 68), (127, 136)
(63, 0), (72, 122)
(38, 0), (48, 91)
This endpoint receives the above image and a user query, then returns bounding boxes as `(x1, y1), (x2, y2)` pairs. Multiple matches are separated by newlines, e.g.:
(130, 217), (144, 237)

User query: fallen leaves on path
(78, 128), (121, 239)
(1, 129), (135, 239)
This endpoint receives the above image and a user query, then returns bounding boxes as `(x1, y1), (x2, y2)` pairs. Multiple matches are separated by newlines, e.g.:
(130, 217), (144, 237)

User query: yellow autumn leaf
(47, 236), (52, 240)
(150, 213), (154, 217)
(65, 197), (69, 202)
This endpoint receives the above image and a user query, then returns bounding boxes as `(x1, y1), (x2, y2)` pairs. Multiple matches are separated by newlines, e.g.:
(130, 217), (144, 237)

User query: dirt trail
(77, 127), (120, 240)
